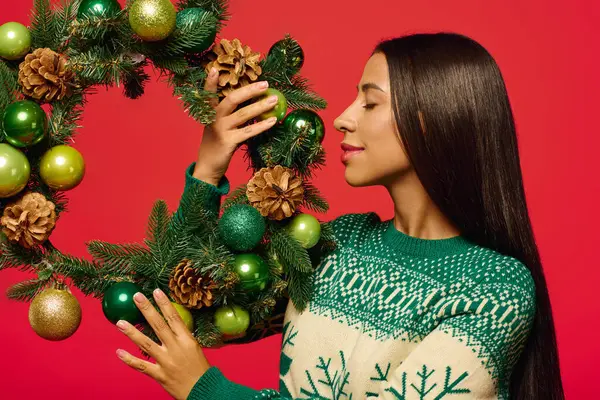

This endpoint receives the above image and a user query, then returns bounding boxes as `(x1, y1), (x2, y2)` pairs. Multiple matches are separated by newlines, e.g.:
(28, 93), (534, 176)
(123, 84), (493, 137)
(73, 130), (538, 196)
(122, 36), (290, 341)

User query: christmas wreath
(0, 0), (333, 348)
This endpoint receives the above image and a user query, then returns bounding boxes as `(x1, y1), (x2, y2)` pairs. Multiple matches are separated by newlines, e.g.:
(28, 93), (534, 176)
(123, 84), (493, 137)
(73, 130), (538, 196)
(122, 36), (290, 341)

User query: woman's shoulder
(327, 211), (383, 245)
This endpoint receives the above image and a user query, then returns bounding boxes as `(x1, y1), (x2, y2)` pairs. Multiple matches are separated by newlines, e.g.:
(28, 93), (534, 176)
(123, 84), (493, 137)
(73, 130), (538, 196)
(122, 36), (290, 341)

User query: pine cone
(246, 165), (304, 221)
(18, 48), (74, 102)
(205, 38), (262, 97)
(168, 260), (217, 309)
(1, 193), (57, 248)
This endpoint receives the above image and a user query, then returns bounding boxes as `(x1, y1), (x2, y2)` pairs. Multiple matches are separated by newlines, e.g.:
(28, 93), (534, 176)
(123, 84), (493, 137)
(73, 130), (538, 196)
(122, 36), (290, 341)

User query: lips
(341, 143), (365, 164)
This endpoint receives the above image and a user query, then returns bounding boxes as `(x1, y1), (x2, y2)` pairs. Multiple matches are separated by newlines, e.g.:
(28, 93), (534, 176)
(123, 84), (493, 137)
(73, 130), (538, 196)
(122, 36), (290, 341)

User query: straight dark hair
(375, 33), (563, 399)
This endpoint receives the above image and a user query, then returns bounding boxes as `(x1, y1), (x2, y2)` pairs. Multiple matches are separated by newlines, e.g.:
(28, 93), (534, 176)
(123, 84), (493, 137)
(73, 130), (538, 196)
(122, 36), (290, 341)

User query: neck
(385, 169), (460, 240)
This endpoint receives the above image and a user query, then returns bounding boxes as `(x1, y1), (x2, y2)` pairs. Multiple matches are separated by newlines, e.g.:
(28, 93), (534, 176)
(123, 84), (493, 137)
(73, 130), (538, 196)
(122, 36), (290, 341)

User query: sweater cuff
(185, 162), (230, 196)
(187, 366), (228, 400)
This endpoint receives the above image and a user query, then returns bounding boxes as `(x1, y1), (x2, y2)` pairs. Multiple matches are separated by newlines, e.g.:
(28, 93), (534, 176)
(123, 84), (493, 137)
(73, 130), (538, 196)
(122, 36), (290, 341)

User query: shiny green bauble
(2, 100), (47, 148)
(268, 39), (304, 70)
(129, 0), (177, 42)
(102, 282), (144, 325)
(175, 8), (216, 53)
(257, 88), (287, 122)
(218, 204), (265, 252)
(283, 109), (325, 144)
(171, 302), (194, 331)
(0, 143), (30, 198)
(39, 145), (85, 191)
(214, 305), (250, 336)
(232, 253), (270, 292)
(77, 0), (122, 18)
(0, 22), (31, 60)
(288, 213), (321, 249)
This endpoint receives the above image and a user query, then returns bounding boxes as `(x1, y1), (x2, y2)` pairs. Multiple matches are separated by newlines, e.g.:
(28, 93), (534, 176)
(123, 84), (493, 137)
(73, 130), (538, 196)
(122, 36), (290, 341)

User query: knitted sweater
(182, 164), (536, 400)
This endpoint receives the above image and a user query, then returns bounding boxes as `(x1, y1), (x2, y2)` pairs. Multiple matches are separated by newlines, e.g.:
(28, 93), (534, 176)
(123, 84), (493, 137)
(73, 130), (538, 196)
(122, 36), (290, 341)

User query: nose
(334, 109), (357, 134)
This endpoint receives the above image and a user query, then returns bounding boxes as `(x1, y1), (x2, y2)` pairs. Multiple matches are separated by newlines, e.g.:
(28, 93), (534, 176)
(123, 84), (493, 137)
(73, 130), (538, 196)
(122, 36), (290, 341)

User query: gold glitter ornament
(28, 283), (82, 341)
(128, 0), (177, 42)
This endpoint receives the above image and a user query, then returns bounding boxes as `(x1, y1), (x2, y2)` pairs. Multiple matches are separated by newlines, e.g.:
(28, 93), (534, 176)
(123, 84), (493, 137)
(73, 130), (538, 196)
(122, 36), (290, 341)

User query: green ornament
(171, 302), (194, 331)
(218, 204), (265, 252)
(39, 145), (85, 191)
(77, 0), (122, 18)
(175, 8), (217, 53)
(0, 143), (30, 198)
(0, 22), (31, 60)
(283, 109), (325, 144)
(102, 282), (144, 325)
(268, 39), (304, 70)
(232, 253), (270, 292)
(214, 305), (250, 336)
(257, 88), (287, 122)
(129, 0), (176, 42)
(2, 100), (47, 148)
(288, 213), (321, 249)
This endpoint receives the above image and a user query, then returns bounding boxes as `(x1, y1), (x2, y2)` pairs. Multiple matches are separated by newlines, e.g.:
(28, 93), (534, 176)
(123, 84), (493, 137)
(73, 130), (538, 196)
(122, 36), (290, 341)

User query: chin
(344, 168), (377, 187)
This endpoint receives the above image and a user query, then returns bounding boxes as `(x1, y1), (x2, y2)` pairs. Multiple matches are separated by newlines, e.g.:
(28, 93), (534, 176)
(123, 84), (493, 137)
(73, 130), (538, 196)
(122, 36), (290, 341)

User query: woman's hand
(115, 289), (209, 400)
(193, 67), (279, 186)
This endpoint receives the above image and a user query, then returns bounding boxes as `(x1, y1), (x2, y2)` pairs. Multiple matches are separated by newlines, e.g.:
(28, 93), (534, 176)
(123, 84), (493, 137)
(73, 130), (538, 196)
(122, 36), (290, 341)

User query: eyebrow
(357, 83), (385, 93)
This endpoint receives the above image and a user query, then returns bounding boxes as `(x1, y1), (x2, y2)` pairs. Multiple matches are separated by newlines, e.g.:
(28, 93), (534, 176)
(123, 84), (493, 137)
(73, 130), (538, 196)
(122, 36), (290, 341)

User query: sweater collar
(381, 219), (475, 258)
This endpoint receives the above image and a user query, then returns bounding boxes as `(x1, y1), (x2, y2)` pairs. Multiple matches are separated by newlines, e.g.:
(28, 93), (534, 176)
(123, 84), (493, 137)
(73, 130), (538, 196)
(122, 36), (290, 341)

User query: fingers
(217, 81), (269, 118)
(152, 289), (189, 338)
(232, 117), (278, 142)
(204, 68), (219, 108)
(133, 292), (175, 347)
(116, 319), (166, 361)
(225, 94), (279, 129)
(116, 348), (163, 381)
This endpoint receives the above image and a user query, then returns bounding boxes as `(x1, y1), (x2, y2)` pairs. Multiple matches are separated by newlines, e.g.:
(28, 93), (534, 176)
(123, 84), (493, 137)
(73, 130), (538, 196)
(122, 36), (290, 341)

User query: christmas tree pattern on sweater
(182, 172), (536, 400)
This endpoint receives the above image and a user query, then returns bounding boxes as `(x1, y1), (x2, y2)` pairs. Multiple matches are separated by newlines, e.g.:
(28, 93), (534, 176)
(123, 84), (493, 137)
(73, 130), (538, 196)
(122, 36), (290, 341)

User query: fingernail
(210, 68), (217, 77)
(267, 117), (277, 124)
(267, 95), (278, 104)
(153, 288), (164, 299)
(116, 349), (126, 359)
(259, 81), (268, 88)
(134, 292), (145, 303)
(116, 320), (127, 330)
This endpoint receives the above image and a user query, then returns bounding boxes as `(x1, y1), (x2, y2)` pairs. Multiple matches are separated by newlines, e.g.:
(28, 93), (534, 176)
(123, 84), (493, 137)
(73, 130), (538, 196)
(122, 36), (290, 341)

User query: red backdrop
(0, 0), (597, 398)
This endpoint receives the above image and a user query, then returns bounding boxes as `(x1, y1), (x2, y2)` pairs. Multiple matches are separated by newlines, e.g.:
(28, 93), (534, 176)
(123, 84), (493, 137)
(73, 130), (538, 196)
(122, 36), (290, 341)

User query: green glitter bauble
(175, 8), (216, 53)
(218, 204), (266, 252)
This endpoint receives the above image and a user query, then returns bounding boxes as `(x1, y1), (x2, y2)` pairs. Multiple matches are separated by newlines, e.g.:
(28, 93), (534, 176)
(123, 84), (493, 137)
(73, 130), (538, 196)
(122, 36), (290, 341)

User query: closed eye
(363, 104), (377, 110)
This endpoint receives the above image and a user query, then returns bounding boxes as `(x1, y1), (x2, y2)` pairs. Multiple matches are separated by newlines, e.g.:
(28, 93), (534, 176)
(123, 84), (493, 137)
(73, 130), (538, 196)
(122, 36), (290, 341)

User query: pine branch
(177, 0), (230, 32)
(301, 182), (329, 214)
(172, 83), (217, 125)
(122, 59), (150, 99)
(68, 11), (127, 44)
(0, 241), (44, 273)
(287, 266), (312, 313)
(49, 252), (110, 298)
(54, 0), (81, 50)
(0, 61), (20, 116)
(68, 48), (137, 86)
(30, 0), (56, 49)
(270, 229), (312, 273)
(222, 184), (249, 210)
(87, 241), (150, 275)
(193, 310), (222, 347)
(48, 89), (87, 146)
(6, 279), (50, 302)
(152, 56), (189, 76)
(261, 34), (304, 78)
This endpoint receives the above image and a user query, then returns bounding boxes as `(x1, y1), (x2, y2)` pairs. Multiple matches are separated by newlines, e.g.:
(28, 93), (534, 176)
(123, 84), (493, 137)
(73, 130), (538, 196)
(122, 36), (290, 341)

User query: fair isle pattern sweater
(183, 164), (536, 400)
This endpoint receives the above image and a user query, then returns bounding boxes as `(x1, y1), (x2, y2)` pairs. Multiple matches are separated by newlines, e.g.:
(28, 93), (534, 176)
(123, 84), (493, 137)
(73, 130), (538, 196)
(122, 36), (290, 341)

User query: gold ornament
(29, 284), (82, 341)
(128, 0), (177, 42)
(1, 192), (56, 248)
(168, 259), (217, 309)
(18, 48), (73, 102)
(246, 165), (304, 220)
(205, 38), (262, 97)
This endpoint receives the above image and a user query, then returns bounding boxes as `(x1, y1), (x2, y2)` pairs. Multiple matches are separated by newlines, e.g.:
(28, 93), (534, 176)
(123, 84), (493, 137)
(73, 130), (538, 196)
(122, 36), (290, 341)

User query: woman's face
(334, 52), (411, 187)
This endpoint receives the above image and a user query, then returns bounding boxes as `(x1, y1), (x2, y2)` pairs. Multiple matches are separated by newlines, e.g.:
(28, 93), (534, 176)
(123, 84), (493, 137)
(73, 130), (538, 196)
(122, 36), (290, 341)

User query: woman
(114, 33), (564, 399)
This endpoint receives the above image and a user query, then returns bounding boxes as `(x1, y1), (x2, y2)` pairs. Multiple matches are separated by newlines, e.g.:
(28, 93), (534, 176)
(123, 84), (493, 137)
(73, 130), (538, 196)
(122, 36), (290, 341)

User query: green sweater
(182, 164), (536, 400)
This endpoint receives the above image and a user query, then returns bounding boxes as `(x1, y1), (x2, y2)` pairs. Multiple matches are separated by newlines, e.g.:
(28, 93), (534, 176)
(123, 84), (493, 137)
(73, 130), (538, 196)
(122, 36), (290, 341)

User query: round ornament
(0, 22), (31, 61)
(171, 302), (194, 331)
(129, 0), (177, 42)
(214, 304), (250, 336)
(2, 100), (47, 148)
(283, 109), (325, 143)
(218, 204), (265, 252)
(29, 284), (82, 341)
(175, 8), (216, 53)
(77, 0), (122, 18)
(268, 39), (304, 70)
(257, 88), (287, 122)
(0, 143), (30, 198)
(232, 253), (270, 292)
(39, 145), (85, 191)
(101, 282), (144, 325)
(288, 213), (321, 249)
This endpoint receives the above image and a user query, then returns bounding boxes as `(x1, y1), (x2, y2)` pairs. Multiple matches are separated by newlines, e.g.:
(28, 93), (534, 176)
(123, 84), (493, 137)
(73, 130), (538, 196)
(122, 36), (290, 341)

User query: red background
(0, 0), (597, 398)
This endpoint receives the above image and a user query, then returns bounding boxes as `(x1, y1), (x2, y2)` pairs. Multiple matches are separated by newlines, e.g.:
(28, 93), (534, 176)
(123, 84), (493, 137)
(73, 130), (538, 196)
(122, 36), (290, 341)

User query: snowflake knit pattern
(182, 163), (536, 400)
